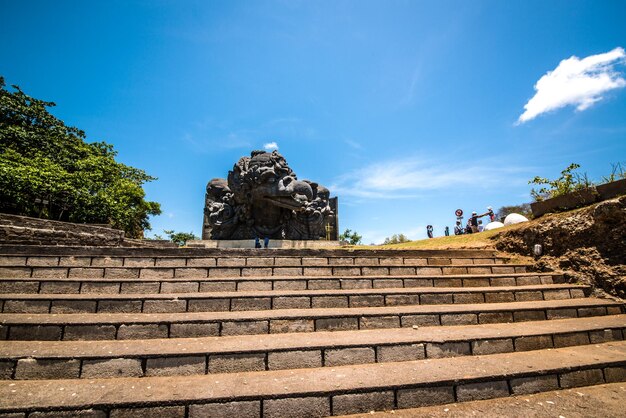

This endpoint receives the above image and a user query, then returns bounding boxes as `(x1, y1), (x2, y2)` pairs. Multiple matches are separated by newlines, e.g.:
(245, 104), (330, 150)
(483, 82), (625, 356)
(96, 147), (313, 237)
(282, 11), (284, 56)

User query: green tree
(529, 163), (594, 202)
(383, 233), (410, 245)
(0, 76), (161, 237)
(163, 230), (198, 247)
(496, 204), (532, 221)
(339, 228), (362, 245)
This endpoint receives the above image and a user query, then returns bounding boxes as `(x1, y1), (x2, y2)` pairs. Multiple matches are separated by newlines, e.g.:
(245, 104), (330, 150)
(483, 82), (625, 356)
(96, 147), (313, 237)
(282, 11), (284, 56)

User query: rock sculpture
(202, 150), (336, 240)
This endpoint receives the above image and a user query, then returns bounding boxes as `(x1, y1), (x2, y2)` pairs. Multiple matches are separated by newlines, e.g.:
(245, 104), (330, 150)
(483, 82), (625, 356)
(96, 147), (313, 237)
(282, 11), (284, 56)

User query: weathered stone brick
(221, 320), (268, 336)
(435, 278), (463, 287)
(270, 319), (314, 334)
(463, 278), (490, 287)
(0, 360), (15, 379)
(328, 257), (354, 265)
(540, 276), (555, 284)
(404, 278), (433, 287)
(117, 324), (168, 339)
(189, 401), (260, 418)
(378, 343), (425, 362)
(485, 292), (515, 303)
(274, 257), (300, 266)
(4, 300), (49, 313)
(155, 258), (187, 267)
(267, 350), (321, 370)
(514, 335), (553, 351)
(208, 353), (265, 373)
(31, 410), (106, 418)
(103, 268), (138, 279)
(426, 342), (471, 358)
(81, 358), (143, 378)
(607, 306), (623, 315)
(143, 299), (187, 313)
(51, 300), (97, 314)
(543, 289), (571, 300)
(64, 325), (116, 341)
(26, 257), (59, 266)
(578, 307), (607, 317)
(32, 268), (68, 279)
(516, 276), (541, 286)
(510, 374), (559, 394)
(441, 313), (477, 325)
(315, 317), (358, 331)
(385, 295), (420, 306)
(264, 397), (329, 418)
(401, 315), (440, 327)
(428, 258), (451, 266)
(91, 257), (123, 267)
(123, 257), (155, 267)
(160, 281), (199, 293)
(120, 282), (160, 294)
(0, 256), (27, 266)
(454, 293), (484, 304)
(188, 298), (230, 312)
(245, 257), (274, 266)
(186, 257), (217, 267)
(389, 267), (416, 276)
(98, 300), (142, 313)
(341, 279), (372, 289)
(304, 267), (333, 276)
(273, 297), (310, 309)
(604, 366), (626, 383)
(272, 280), (306, 290)
(479, 312), (513, 324)
(560, 369), (604, 388)
(349, 295), (385, 307)
(0, 281), (39, 293)
(403, 258), (428, 266)
(397, 386), (455, 408)
(145, 355), (205, 376)
(199, 281), (237, 292)
(421, 294), (453, 304)
(553, 332), (590, 347)
(0, 267), (31, 278)
(272, 267), (302, 276)
(450, 258), (471, 265)
(9, 325), (61, 341)
(467, 267), (491, 275)
(307, 279), (340, 290)
(372, 279), (403, 288)
(241, 268), (273, 277)
(170, 323), (220, 338)
(81, 282), (120, 294)
(547, 308), (578, 319)
(333, 267), (362, 276)
(442, 267), (466, 275)
(217, 257), (246, 266)
(355, 257), (378, 265)
(175, 268), (209, 278)
(15, 358), (80, 379)
(359, 315), (400, 329)
(456, 380), (509, 401)
(231, 297), (271, 311)
(472, 338), (514, 355)
(311, 296), (348, 308)
(492, 266), (516, 274)
(39, 281), (81, 294)
(362, 267), (389, 276)
(332, 391), (394, 415)
(139, 268), (174, 279)
(513, 310), (546, 322)
(589, 329), (622, 343)
(111, 406), (185, 418)
(515, 291), (543, 302)
(209, 268), (242, 278)
(237, 281), (272, 291)
(380, 257), (403, 266)
(301, 257), (328, 266)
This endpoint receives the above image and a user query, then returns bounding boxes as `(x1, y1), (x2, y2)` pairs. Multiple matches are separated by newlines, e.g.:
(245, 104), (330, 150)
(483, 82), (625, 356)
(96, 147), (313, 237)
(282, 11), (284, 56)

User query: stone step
(1, 298), (622, 341)
(1, 341), (625, 416)
(0, 284), (590, 314)
(1, 315), (623, 380)
(0, 263), (528, 280)
(0, 272), (564, 294)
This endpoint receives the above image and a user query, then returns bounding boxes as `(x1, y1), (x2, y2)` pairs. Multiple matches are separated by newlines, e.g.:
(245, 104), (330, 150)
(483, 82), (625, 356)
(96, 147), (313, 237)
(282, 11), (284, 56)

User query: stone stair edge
(2, 315), (624, 360)
(0, 341), (624, 414)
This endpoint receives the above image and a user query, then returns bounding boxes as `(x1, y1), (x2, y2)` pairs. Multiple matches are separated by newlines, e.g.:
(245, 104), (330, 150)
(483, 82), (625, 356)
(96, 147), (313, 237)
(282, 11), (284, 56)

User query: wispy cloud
(330, 157), (530, 199)
(518, 47), (626, 124)
(345, 139), (363, 150)
(263, 141), (279, 151)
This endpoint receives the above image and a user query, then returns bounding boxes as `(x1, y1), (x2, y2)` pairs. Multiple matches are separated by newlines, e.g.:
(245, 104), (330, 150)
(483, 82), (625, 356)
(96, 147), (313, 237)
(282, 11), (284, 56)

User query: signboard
(455, 209), (463, 217)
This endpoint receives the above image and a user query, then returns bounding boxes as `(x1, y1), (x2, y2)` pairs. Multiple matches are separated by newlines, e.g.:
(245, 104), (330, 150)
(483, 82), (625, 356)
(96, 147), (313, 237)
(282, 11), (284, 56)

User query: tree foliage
(383, 233), (410, 245)
(496, 204), (532, 221)
(528, 163), (594, 202)
(339, 228), (362, 245)
(0, 76), (161, 238)
(163, 230), (198, 247)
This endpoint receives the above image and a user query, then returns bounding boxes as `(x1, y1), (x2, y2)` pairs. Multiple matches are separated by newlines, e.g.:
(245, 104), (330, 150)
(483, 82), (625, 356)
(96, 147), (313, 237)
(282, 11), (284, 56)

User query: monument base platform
(186, 239), (341, 249)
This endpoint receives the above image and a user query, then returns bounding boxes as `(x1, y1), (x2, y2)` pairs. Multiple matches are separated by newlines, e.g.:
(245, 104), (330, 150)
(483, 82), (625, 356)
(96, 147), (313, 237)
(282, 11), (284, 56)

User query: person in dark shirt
(426, 225), (433, 238)
(454, 221), (464, 235)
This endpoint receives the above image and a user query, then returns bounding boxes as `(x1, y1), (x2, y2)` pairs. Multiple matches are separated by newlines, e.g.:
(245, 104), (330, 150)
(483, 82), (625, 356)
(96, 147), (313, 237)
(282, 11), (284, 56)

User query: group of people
(454, 206), (496, 235)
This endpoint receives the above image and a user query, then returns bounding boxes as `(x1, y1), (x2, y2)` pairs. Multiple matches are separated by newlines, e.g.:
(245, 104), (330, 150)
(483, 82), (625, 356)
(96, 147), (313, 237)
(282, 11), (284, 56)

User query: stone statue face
(204, 150), (334, 240)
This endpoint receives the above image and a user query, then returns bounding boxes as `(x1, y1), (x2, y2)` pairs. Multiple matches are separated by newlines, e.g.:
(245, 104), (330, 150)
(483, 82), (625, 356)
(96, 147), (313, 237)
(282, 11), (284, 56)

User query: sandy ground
(338, 383), (626, 418)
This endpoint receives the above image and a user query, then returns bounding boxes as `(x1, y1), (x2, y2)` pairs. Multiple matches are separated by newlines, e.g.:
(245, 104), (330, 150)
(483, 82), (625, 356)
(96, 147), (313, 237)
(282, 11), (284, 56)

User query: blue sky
(2, 0), (625, 243)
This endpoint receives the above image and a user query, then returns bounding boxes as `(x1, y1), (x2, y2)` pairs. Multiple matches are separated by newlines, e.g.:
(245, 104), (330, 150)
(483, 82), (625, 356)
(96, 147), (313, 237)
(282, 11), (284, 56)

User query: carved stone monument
(202, 150), (337, 241)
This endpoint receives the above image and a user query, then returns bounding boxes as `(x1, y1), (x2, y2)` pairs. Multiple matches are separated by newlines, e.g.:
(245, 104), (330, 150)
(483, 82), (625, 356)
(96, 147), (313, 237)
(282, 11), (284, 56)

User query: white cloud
(330, 158), (529, 199)
(518, 47), (626, 124)
(263, 141), (279, 151)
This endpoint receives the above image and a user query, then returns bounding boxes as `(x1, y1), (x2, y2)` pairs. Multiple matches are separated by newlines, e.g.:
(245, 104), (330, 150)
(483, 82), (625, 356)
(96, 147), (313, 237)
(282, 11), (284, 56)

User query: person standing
(444, 226), (450, 236)
(426, 225), (433, 238)
(454, 221), (464, 235)
(469, 211), (480, 233)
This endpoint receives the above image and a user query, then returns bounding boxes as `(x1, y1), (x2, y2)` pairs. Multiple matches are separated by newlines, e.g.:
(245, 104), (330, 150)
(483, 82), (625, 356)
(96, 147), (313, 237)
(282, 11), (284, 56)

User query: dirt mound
(493, 196), (626, 299)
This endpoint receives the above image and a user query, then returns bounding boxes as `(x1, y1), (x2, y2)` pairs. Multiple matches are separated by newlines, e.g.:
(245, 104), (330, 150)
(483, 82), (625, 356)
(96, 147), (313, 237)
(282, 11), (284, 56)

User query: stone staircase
(0, 247), (624, 417)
